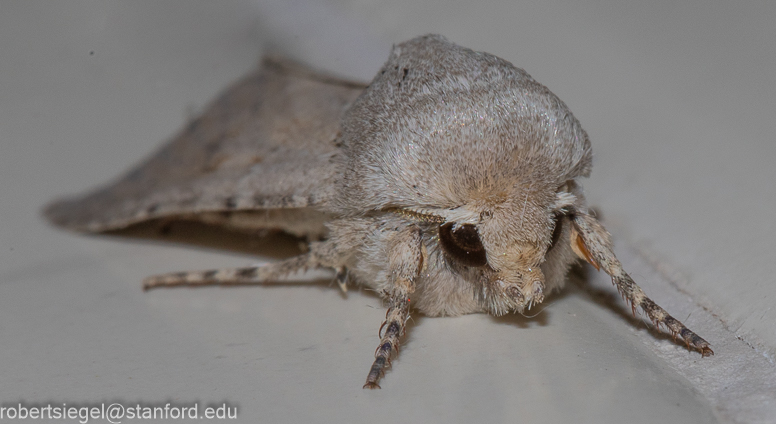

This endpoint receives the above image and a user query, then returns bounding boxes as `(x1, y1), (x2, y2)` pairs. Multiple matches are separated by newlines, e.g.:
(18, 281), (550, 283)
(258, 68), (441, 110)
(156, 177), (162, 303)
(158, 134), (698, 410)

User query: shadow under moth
(45, 34), (712, 389)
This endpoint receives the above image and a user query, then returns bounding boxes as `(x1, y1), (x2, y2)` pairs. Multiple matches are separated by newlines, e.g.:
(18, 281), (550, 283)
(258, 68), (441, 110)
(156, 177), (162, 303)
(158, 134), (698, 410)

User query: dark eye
(549, 213), (564, 252)
(438, 222), (487, 267)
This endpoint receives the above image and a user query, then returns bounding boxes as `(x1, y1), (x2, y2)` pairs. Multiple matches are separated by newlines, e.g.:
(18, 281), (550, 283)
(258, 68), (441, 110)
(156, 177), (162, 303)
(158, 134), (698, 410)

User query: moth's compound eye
(549, 213), (564, 252)
(438, 222), (487, 267)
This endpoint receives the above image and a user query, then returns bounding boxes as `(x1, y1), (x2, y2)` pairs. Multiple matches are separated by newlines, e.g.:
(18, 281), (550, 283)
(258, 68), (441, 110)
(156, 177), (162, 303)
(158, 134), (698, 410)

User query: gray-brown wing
(44, 57), (366, 235)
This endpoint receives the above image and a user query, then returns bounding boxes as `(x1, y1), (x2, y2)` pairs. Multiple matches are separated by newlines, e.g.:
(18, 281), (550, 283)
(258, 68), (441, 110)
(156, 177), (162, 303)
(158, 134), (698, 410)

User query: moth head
(416, 180), (578, 315)
(336, 35), (591, 314)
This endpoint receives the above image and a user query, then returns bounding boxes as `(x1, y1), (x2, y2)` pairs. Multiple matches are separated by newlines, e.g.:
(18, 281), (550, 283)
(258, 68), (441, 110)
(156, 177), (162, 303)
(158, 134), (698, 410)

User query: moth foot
(363, 299), (409, 389)
(678, 328), (714, 357)
(638, 295), (714, 357)
(682, 336), (714, 357)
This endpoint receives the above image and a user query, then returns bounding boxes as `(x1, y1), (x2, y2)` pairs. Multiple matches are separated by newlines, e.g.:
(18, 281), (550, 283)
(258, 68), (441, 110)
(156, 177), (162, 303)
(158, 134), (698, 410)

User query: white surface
(2, 1), (775, 423)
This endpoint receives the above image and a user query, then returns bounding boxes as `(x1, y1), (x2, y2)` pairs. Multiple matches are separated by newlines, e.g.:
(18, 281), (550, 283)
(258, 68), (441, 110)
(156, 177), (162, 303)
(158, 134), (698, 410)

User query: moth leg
(335, 267), (349, 293)
(142, 242), (336, 290)
(363, 295), (411, 389)
(571, 211), (713, 357)
(363, 226), (424, 389)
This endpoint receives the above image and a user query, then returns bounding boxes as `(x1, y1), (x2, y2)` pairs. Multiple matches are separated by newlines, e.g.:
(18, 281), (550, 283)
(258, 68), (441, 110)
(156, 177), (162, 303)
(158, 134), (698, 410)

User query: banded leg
(143, 251), (322, 290)
(571, 211), (713, 357)
(363, 225), (424, 389)
(363, 296), (410, 389)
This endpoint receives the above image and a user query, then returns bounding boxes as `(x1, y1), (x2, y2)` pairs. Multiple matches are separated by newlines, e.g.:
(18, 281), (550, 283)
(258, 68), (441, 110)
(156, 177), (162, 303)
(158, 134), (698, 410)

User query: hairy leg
(141, 253), (317, 290)
(363, 296), (411, 389)
(142, 240), (341, 290)
(363, 225), (425, 389)
(571, 211), (713, 356)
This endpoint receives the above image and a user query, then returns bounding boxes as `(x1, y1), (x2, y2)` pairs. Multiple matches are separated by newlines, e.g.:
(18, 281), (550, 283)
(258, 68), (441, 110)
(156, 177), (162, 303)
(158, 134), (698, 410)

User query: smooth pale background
(1, 1), (774, 423)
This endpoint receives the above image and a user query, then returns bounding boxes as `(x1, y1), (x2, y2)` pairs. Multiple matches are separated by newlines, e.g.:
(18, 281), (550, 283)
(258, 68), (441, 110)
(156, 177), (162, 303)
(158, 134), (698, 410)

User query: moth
(45, 34), (712, 389)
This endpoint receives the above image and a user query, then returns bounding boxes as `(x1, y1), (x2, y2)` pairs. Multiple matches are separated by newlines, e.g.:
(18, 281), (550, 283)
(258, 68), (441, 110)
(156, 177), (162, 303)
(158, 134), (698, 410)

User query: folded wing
(44, 57), (366, 235)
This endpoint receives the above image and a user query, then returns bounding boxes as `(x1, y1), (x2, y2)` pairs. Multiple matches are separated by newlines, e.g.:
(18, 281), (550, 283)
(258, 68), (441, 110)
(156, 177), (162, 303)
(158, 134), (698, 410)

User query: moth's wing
(44, 57), (366, 237)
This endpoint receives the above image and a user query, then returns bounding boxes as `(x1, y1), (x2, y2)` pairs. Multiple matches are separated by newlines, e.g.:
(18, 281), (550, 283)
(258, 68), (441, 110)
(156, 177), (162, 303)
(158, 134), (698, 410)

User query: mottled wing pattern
(45, 57), (366, 234)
